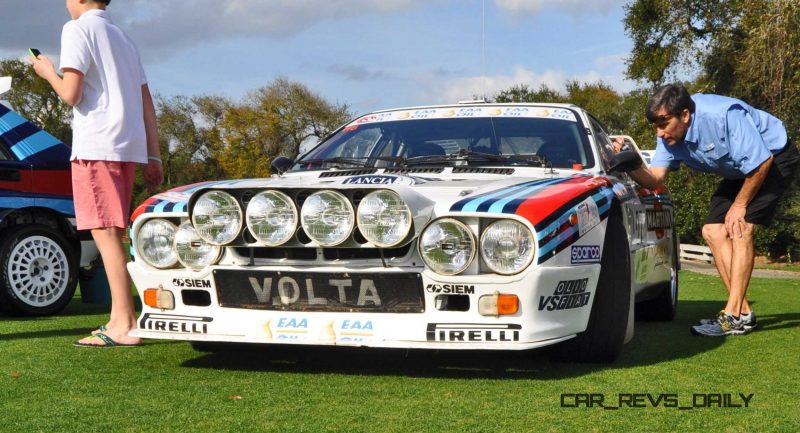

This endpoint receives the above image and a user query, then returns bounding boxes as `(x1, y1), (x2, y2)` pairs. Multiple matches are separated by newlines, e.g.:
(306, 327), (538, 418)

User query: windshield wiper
(295, 156), (372, 168)
(403, 149), (549, 167)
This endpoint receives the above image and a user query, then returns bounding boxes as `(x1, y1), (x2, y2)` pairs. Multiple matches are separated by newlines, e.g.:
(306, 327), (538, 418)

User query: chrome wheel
(7, 235), (70, 307)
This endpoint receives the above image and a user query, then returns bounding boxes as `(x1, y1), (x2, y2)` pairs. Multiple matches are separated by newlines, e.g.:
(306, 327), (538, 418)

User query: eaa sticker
(576, 198), (600, 236)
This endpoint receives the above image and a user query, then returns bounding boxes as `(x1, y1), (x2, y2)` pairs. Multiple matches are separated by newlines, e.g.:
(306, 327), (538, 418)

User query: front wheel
(0, 225), (78, 316)
(553, 210), (631, 363)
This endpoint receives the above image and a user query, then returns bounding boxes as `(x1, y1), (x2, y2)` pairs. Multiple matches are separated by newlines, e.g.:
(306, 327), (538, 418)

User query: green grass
(1, 271), (799, 433)
(753, 262), (800, 273)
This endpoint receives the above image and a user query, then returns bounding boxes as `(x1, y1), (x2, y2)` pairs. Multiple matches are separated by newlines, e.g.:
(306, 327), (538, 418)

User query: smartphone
(28, 48), (41, 59)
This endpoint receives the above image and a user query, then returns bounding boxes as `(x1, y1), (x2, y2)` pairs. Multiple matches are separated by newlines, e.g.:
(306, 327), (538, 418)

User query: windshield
(293, 110), (594, 171)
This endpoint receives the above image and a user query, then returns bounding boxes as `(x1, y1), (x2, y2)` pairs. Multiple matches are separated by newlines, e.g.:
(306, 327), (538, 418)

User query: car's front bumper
(128, 262), (600, 350)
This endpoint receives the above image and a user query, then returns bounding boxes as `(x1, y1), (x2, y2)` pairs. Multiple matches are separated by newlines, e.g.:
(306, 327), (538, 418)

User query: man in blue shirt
(622, 84), (799, 336)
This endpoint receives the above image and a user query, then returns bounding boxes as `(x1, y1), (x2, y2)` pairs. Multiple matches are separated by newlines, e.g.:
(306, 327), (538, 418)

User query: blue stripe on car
(10, 130), (62, 160)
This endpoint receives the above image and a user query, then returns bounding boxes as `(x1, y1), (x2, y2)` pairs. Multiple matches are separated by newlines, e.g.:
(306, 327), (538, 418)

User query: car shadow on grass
(179, 299), (799, 379)
(0, 326), (94, 341)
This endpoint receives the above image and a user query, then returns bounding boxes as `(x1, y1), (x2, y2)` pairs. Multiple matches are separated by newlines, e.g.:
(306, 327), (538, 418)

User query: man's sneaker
(691, 312), (746, 336)
(698, 310), (757, 331)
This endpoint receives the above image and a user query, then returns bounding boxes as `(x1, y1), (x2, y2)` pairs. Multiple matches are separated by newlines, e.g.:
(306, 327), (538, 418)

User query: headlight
(191, 190), (242, 245)
(246, 190), (297, 246)
(419, 218), (476, 275)
(135, 219), (178, 269)
(174, 221), (222, 270)
(357, 190), (412, 247)
(480, 219), (535, 275)
(300, 190), (354, 246)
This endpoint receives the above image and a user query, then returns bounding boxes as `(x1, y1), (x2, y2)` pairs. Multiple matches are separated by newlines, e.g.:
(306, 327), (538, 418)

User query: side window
(589, 117), (616, 171)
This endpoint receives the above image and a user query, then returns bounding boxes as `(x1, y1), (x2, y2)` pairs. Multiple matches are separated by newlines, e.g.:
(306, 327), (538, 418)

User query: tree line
(1, 0), (797, 259)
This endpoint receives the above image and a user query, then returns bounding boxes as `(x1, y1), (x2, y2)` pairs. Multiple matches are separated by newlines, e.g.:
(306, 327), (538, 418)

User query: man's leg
(701, 223), (752, 315)
(76, 227), (141, 346)
(725, 222), (756, 317)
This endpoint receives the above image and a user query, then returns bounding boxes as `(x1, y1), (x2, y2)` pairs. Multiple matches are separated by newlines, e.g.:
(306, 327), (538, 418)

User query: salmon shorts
(71, 160), (137, 230)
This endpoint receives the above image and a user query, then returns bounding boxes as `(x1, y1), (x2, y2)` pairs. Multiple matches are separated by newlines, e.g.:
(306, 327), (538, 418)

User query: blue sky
(1, 0), (635, 116)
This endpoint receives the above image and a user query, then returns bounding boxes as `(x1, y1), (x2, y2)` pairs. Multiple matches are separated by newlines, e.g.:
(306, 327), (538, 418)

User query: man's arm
(142, 84), (164, 193)
(612, 137), (670, 188)
(31, 55), (83, 106)
(725, 155), (773, 238)
(627, 165), (670, 190)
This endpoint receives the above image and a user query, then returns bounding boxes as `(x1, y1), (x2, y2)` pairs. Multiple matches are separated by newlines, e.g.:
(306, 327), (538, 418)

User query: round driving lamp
(300, 190), (354, 246)
(246, 190), (298, 246)
(480, 219), (535, 275)
(418, 218), (476, 275)
(191, 190), (243, 245)
(356, 190), (412, 247)
(135, 219), (178, 269)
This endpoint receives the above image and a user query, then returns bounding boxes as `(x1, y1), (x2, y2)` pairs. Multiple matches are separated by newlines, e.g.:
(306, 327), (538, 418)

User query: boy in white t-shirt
(32, 0), (163, 347)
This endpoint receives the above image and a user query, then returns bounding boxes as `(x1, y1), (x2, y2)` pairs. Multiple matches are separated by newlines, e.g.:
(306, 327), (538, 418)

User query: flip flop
(74, 332), (142, 348)
(91, 325), (108, 336)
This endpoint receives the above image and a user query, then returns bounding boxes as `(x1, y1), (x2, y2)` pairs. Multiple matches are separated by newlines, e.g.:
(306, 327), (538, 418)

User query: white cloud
(494, 0), (626, 17)
(425, 64), (635, 104)
(0, 0), (432, 57)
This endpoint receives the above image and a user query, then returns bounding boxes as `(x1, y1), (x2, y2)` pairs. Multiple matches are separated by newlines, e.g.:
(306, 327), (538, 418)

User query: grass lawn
(1, 271), (798, 433)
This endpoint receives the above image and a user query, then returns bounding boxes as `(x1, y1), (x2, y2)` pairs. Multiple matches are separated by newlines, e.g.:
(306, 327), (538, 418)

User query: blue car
(0, 78), (98, 316)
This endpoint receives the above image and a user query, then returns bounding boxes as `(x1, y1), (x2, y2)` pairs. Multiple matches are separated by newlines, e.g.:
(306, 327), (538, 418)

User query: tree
(624, 0), (800, 260)
(215, 77), (351, 178)
(494, 83), (564, 103)
(492, 81), (629, 134)
(0, 59), (72, 144)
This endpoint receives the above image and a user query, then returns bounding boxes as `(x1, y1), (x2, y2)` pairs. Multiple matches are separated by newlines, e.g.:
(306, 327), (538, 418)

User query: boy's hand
(144, 160), (164, 194)
(30, 54), (57, 81)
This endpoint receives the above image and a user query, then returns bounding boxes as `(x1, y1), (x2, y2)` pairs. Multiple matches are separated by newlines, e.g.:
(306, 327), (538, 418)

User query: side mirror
(609, 150), (644, 173)
(270, 156), (294, 175)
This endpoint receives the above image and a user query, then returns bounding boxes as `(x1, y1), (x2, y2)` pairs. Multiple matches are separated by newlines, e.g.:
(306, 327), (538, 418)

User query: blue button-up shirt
(650, 94), (788, 179)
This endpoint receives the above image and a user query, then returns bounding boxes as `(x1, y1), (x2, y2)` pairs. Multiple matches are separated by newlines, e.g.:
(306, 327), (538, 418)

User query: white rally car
(128, 103), (678, 362)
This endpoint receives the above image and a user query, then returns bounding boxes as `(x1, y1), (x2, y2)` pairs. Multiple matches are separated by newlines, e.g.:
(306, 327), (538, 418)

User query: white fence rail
(679, 244), (714, 264)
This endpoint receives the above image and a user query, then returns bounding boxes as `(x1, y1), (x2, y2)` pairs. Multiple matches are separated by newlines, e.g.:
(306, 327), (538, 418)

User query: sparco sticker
(571, 245), (601, 264)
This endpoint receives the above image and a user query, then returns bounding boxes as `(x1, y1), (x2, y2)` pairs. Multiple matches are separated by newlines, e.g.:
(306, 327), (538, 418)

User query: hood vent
(318, 169), (376, 178)
(452, 167), (515, 175)
(383, 167), (444, 174)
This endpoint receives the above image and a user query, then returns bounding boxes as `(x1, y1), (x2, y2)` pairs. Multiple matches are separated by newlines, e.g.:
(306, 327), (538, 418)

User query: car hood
(131, 169), (617, 234)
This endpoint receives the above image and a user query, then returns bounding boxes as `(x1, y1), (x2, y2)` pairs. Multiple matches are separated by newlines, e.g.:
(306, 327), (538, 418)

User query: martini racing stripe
(450, 173), (616, 265)
(0, 111), (63, 159)
(0, 108), (28, 131)
(532, 186), (613, 233)
(535, 188), (614, 263)
(450, 178), (558, 212)
(484, 177), (578, 213)
(0, 114), (39, 142)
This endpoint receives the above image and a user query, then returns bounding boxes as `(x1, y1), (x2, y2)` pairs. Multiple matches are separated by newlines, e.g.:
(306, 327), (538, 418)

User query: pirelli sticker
(426, 323), (521, 342)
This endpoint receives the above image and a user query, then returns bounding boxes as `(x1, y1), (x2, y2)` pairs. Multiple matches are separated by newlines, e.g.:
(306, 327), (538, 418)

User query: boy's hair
(94, 0), (111, 5)
(645, 83), (695, 122)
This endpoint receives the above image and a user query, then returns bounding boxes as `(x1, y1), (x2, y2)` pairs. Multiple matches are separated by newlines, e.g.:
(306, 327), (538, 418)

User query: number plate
(213, 270), (424, 313)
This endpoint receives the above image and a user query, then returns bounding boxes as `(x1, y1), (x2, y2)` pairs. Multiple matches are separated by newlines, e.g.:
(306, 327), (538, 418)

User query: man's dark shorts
(706, 142), (800, 226)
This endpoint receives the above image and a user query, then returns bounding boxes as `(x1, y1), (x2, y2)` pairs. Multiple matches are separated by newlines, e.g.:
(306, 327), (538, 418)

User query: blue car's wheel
(0, 225), (78, 316)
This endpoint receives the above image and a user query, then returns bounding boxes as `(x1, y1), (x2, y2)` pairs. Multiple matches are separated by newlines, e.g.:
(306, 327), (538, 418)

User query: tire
(0, 225), (78, 316)
(634, 232), (679, 321)
(553, 209), (631, 363)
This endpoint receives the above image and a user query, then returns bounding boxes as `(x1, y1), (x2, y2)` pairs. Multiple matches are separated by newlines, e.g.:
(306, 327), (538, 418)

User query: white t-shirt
(59, 9), (148, 163)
